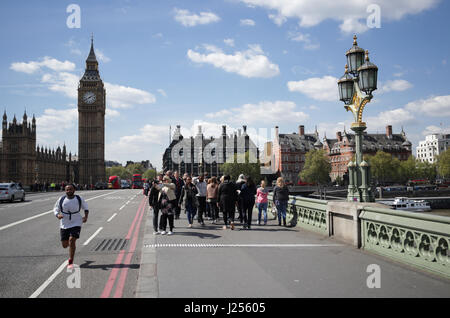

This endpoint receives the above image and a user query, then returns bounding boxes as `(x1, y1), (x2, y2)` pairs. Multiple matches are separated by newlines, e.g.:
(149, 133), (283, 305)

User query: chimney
(336, 131), (342, 142)
(275, 126), (279, 138)
(299, 125), (305, 136)
(222, 125), (226, 136)
(386, 125), (393, 138)
(243, 125), (247, 135)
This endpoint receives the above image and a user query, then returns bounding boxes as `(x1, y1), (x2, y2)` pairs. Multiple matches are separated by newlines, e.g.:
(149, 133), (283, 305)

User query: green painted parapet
(267, 194), (328, 235)
(360, 206), (450, 279)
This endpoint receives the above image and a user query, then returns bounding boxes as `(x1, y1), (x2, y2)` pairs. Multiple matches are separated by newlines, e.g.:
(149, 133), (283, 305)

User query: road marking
(101, 197), (147, 298)
(29, 260), (68, 298)
(83, 227), (103, 246)
(107, 213), (117, 222)
(119, 204), (126, 210)
(0, 191), (119, 231)
(144, 243), (345, 248)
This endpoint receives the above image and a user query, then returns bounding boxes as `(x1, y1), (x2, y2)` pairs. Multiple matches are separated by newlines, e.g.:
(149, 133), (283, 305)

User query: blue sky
(0, 0), (449, 169)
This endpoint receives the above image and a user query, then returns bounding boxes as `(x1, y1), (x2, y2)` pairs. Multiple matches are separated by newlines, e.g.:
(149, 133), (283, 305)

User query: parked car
(121, 180), (131, 189)
(0, 183), (25, 202)
(95, 182), (107, 190)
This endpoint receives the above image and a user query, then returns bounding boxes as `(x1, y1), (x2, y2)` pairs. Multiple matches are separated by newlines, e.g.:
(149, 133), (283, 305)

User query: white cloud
(289, 31), (320, 50)
(240, 19), (256, 26)
(187, 44), (280, 78)
(174, 8), (220, 27)
(41, 72), (79, 99)
(10, 57), (76, 74)
(240, 0), (439, 33)
(379, 79), (413, 93)
(106, 124), (170, 167)
(365, 108), (415, 130)
(405, 95), (450, 117)
(224, 38), (235, 47)
(268, 13), (287, 26)
(206, 100), (309, 125)
(96, 49), (111, 63)
(421, 125), (450, 136)
(157, 89), (167, 97)
(288, 76), (339, 101)
(104, 83), (156, 109)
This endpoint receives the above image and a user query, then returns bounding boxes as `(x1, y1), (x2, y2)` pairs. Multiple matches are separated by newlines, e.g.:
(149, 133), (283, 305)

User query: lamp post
(338, 35), (378, 202)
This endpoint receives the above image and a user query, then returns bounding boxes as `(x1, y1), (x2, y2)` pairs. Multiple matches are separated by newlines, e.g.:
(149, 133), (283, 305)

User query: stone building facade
(163, 125), (259, 177)
(0, 112), (77, 186)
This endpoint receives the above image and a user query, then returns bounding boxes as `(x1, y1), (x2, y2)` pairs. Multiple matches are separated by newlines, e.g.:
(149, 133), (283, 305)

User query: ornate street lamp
(337, 35), (378, 203)
(358, 50), (378, 95)
(346, 35), (366, 76)
(338, 65), (354, 105)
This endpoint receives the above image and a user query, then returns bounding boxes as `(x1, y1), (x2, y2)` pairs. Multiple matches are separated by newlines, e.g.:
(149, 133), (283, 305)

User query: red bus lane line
(112, 197), (147, 298)
(100, 196), (146, 298)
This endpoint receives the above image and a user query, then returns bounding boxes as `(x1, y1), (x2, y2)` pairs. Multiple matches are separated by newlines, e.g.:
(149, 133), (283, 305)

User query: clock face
(83, 92), (96, 104)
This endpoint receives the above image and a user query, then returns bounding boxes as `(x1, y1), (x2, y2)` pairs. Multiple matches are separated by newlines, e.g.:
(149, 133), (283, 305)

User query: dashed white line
(107, 213), (117, 222)
(83, 227), (103, 246)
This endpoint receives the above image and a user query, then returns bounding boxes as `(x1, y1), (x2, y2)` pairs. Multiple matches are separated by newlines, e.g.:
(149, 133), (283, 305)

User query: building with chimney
(162, 125), (259, 176)
(272, 125), (322, 184)
(324, 125), (412, 181)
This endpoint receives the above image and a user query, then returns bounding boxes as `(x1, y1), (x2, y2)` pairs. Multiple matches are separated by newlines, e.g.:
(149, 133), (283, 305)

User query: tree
(221, 151), (261, 183)
(366, 151), (401, 185)
(437, 149), (450, 178)
(299, 149), (331, 186)
(143, 169), (157, 180)
(416, 160), (437, 181)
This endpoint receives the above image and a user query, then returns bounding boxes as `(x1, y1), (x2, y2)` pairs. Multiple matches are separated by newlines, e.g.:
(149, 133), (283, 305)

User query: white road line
(107, 213), (117, 222)
(119, 205), (126, 210)
(0, 191), (119, 232)
(83, 227), (103, 246)
(29, 260), (68, 298)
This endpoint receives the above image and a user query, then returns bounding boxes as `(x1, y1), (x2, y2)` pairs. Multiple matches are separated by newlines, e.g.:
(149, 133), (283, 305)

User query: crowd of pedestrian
(145, 170), (290, 235)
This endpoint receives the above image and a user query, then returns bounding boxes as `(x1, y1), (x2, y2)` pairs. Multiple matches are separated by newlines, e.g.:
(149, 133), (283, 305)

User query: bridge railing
(359, 206), (450, 279)
(263, 193), (449, 278)
(266, 194), (328, 235)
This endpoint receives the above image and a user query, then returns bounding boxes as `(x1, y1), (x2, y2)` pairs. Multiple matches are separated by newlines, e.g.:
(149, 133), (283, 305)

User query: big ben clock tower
(78, 36), (106, 186)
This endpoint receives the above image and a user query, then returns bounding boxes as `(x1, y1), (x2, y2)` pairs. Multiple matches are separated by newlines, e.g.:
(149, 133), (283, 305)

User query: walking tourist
(273, 177), (289, 227)
(157, 176), (177, 235)
(206, 177), (219, 224)
(256, 180), (269, 225)
(240, 176), (257, 230)
(149, 174), (163, 235)
(179, 176), (198, 228)
(218, 175), (237, 230)
(194, 174), (207, 226)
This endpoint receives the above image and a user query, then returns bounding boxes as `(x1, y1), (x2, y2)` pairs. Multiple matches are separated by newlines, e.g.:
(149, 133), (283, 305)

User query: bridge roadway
(0, 189), (449, 298)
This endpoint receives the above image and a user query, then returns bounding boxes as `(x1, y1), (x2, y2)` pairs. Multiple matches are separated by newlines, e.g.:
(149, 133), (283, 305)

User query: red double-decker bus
(132, 174), (143, 189)
(108, 176), (121, 189)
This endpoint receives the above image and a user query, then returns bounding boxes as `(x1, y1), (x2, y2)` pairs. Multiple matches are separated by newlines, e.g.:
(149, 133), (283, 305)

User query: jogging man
(54, 184), (89, 268)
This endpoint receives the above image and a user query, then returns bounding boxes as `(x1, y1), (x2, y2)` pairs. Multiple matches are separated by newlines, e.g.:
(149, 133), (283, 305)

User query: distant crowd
(144, 170), (291, 235)
(31, 182), (96, 192)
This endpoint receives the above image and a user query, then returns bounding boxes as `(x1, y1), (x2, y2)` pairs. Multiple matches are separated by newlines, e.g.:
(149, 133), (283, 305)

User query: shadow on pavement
(79, 260), (140, 270)
(169, 231), (222, 239)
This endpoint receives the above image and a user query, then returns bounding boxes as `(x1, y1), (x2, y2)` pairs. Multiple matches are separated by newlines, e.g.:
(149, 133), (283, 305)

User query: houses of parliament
(0, 39), (106, 187)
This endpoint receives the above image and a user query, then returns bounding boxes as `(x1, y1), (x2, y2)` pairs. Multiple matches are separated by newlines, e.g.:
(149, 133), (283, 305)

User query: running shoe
(161, 231), (167, 235)
(168, 231), (173, 236)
